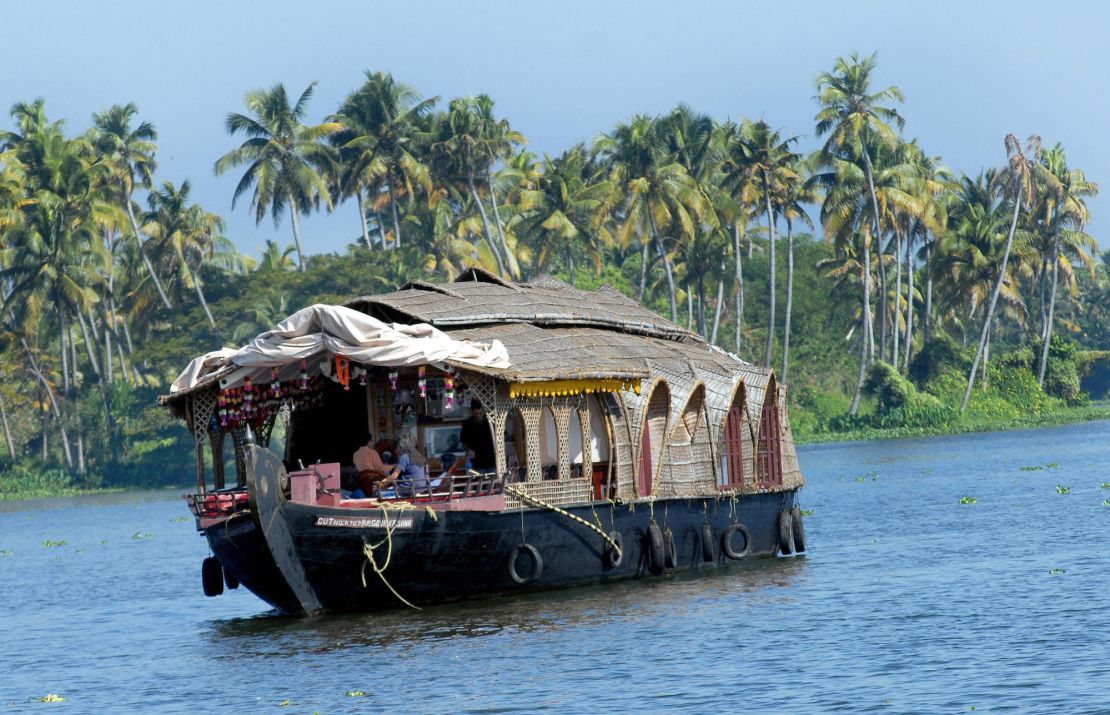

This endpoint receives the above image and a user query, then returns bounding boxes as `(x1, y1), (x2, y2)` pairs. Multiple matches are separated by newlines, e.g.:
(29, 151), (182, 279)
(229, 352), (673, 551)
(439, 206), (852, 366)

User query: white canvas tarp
(170, 303), (510, 393)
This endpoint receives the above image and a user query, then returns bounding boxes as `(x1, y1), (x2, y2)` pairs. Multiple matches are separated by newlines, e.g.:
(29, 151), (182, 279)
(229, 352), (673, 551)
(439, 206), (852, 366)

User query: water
(2, 421), (1109, 713)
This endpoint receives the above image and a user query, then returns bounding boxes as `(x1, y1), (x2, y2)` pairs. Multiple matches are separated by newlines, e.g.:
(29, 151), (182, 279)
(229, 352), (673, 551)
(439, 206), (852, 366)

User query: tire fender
(604, 530), (624, 569)
(721, 524), (751, 560)
(663, 528), (677, 570)
(508, 543), (543, 585)
(791, 505), (807, 554)
(202, 556), (224, 597)
(778, 510), (794, 556)
(701, 523), (715, 562)
(647, 521), (666, 574)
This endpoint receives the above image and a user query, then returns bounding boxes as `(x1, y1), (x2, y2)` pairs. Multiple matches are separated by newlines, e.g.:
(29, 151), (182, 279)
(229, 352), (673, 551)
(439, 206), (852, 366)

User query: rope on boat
(359, 502), (422, 611)
(504, 484), (622, 561)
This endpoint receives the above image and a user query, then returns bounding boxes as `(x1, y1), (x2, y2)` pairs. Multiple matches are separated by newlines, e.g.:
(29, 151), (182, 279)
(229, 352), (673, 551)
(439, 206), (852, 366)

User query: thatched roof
(345, 269), (698, 341)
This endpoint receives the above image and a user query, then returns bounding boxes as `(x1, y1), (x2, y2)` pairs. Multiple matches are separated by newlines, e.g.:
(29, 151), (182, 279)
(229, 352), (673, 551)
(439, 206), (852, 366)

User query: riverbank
(793, 401), (1110, 444)
(4, 404), (1108, 501)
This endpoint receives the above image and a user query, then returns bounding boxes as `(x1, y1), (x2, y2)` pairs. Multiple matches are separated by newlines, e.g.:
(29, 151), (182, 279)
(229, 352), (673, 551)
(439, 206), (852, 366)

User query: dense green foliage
(1, 54), (1108, 497)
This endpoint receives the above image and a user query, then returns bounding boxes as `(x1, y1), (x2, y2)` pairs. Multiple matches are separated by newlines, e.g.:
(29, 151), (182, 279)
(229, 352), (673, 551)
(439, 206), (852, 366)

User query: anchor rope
(359, 501), (422, 610)
(504, 484), (622, 561)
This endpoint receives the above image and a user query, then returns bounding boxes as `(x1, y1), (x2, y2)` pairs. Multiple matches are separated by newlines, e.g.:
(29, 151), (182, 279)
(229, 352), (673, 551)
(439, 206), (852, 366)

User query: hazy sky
(6, 0), (1109, 258)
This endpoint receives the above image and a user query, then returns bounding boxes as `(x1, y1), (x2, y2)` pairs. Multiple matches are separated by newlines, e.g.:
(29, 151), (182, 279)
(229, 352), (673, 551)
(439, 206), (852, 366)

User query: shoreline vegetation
(2, 54), (1109, 501)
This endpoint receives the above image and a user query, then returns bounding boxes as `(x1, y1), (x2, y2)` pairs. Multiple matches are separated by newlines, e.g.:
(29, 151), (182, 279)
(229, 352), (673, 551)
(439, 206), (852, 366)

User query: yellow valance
(509, 378), (641, 399)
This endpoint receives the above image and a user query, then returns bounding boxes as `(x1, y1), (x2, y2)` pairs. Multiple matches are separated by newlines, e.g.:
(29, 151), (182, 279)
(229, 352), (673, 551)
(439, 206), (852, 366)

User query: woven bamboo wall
(779, 385), (804, 490)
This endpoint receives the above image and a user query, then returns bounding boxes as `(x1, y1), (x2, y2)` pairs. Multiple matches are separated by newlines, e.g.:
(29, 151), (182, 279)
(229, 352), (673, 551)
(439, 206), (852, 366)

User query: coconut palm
(330, 71), (436, 250)
(215, 82), (340, 272)
(961, 135), (1043, 411)
(815, 53), (905, 409)
(716, 120), (757, 354)
(91, 103), (172, 310)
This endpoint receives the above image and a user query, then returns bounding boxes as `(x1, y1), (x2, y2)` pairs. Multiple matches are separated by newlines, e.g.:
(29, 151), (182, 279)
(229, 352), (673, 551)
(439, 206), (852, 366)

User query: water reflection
(205, 555), (810, 657)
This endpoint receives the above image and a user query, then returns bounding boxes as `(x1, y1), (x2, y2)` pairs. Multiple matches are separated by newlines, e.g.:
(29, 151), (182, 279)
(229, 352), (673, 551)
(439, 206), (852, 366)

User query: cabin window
(539, 407), (559, 479)
(756, 389), (783, 486)
(638, 383), (670, 497)
(585, 395), (610, 463)
(721, 402), (745, 488)
(505, 408), (526, 481)
(568, 408), (585, 474)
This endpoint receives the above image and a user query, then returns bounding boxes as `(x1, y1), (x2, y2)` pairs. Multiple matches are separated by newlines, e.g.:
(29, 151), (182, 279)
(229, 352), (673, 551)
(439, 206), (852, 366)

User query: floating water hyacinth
(958, 496), (977, 505)
(1055, 485), (1071, 495)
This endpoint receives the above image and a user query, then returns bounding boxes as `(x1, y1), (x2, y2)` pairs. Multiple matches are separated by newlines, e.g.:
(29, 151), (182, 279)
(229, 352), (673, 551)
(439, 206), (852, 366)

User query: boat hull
(205, 488), (801, 615)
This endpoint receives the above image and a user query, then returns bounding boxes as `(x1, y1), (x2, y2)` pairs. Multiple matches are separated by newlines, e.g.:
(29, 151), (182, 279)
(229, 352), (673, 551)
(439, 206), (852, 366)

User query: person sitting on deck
(378, 436), (430, 498)
(459, 399), (496, 472)
(352, 435), (389, 497)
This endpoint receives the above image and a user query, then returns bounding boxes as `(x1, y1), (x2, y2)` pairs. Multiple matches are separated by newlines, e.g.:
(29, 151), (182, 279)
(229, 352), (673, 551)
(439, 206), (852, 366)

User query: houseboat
(162, 267), (806, 615)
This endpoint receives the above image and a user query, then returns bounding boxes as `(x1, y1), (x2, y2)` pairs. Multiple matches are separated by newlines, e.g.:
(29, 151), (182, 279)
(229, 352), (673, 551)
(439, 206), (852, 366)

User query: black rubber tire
(701, 523), (716, 562)
(791, 506), (807, 553)
(663, 528), (678, 570)
(778, 510), (794, 556)
(223, 566), (240, 590)
(647, 521), (666, 574)
(603, 530), (624, 568)
(721, 523), (751, 560)
(508, 543), (543, 585)
(202, 557), (224, 597)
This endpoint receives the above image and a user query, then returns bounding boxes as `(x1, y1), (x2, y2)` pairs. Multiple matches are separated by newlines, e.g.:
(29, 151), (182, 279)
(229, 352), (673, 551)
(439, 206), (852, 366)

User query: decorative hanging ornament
(299, 360), (309, 391)
(357, 366), (368, 386)
(335, 355), (351, 391)
(444, 374), (455, 410)
(271, 367), (282, 399)
(389, 370), (399, 391)
(242, 377), (254, 416)
(218, 391), (229, 428)
(418, 366), (427, 398)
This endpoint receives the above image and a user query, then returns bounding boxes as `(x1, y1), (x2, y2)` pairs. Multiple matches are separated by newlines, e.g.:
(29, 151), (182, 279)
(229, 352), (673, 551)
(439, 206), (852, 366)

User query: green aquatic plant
(132, 532), (152, 540)
(38, 694), (65, 702)
(0, 550), (12, 557)
(42, 540), (65, 548)
(1100, 483), (1110, 490)
(1103, 499), (1110, 507)
(1020, 465), (1044, 472)
(278, 700), (291, 707)
(170, 516), (190, 523)
(1055, 485), (1071, 495)
(346, 691), (367, 697)
(958, 496), (978, 504)
(1049, 568), (1066, 575)
(1046, 461), (1060, 468)
(801, 509), (814, 517)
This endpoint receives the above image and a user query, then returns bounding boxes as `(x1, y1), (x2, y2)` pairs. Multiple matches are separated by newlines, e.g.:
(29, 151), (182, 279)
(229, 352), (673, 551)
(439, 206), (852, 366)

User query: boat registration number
(314, 515), (415, 529)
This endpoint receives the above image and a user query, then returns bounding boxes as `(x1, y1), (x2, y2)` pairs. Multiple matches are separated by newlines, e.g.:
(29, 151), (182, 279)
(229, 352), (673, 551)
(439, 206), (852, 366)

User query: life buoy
(721, 524), (751, 560)
(647, 521), (666, 574)
(791, 506), (807, 553)
(778, 510), (794, 556)
(224, 566), (240, 590)
(701, 523), (715, 562)
(508, 543), (543, 585)
(202, 556), (224, 597)
(604, 530), (624, 568)
(663, 528), (678, 570)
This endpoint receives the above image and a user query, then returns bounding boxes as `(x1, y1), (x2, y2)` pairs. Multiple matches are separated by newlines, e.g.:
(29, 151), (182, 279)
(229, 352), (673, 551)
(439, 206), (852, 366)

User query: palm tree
(515, 147), (614, 285)
(255, 239), (297, 272)
(91, 103), (173, 310)
(330, 71), (436, 250)
(215, 82), (340, 272)
(600, 115), (713, 322)
(961, 135), (1043, 411)
(1032, 144), (1098, 385)
(743, 119), (800, 368)
(778, 154), (814, 383)
(815, 53), (905, 412)
(717, 120), (756, 354)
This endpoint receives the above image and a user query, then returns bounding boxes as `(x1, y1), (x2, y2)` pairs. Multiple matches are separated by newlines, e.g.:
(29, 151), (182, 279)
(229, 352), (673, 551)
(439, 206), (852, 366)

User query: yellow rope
(504, 484), (622, 561)
(359, 502), (422, 610)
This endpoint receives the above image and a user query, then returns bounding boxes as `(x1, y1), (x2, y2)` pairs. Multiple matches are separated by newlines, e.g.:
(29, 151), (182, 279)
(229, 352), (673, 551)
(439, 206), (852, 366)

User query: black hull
(206, 490), (801, 615)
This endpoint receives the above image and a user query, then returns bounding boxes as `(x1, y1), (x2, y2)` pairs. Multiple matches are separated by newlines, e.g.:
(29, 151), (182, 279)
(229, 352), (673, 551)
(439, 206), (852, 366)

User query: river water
(2, 420), (1109, 713)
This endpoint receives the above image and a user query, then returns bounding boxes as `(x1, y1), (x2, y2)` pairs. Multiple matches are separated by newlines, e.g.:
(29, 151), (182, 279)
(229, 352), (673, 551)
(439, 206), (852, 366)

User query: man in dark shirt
(459, 398), (496, 472)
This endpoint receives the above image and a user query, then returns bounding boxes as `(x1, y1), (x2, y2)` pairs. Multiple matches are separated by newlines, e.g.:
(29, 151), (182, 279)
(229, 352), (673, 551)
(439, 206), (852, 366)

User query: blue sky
(5, 0), (1109, 257)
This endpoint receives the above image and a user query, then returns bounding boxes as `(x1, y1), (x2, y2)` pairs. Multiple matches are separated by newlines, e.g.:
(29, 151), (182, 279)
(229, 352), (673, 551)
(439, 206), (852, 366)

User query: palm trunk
(962, 188), (1023, 411)
(567, 249), (575, 287)
(125, 189), (173, 310)
(893, 231), (902, 369)
(1037, 240), (1061, 386)
(781, 217), (795, 384)
(646, 213), (678, 322)
(903, 229), (915, 372)
(1038, 257), (1049, 341)
(76, 311), (101, 379)
(638, 236), (650, 302)
(21, 338), (72, 471)
(192, 270), (216, 328)
(981, 322), (991, 388)
(849, 312), (869, 416)
(467, 169), (506, 276)
(733, 223), (745, 354)
(386, 177), (403, 249)
(686, 282), (694, 329)
(711, 269), (725, 345)
(0, 388), (15, 462)
(487, 175), (515, 276)
(924, 237), (934, 344)
(69, 323), (85, 476)
(762, 171), (776, 369)
(877, 234), (890, 362)
(696, 275), (708, 339)
(356, 190), (372, 250)
(287, 193), (307, 272)
(78, 310), (120, 464)
(861, 144), (881, 365)
(375, 212), (386, 248)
